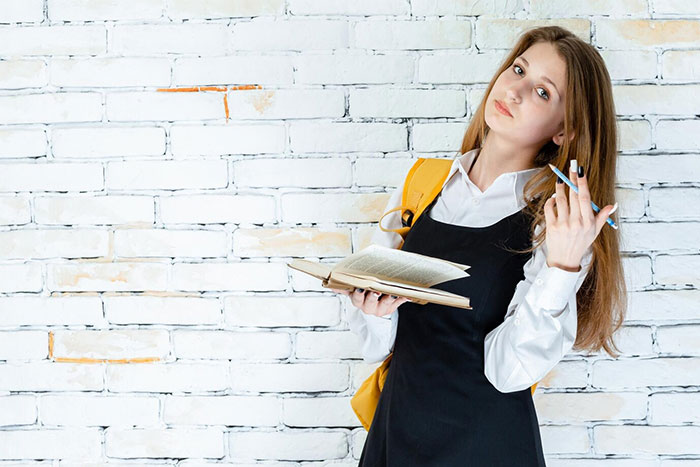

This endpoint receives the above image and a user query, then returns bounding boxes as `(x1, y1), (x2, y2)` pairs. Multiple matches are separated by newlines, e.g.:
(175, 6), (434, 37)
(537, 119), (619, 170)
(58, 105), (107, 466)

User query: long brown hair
(459, 25), (627, 357)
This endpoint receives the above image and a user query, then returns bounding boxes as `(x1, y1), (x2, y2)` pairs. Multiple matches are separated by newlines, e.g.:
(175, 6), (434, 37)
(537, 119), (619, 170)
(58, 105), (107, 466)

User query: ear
(551, 129), (575, 147)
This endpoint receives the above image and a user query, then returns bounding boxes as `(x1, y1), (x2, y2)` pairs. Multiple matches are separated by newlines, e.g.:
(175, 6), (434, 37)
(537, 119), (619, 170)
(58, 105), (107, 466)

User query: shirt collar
(445, 147), (543, 207)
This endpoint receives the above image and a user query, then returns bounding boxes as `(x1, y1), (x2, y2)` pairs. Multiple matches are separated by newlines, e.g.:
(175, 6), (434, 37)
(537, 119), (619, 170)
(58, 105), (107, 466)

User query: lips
(495, 99), (513, 117)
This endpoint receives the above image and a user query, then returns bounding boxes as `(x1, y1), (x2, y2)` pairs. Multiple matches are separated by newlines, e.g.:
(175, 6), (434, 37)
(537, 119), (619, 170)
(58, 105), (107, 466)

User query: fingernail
(356, 288), (364, 293)
(570, 159), (577, 173)
(390, 295), (397, 299)
(557, 177), (564, 184)
(609, 202), (618, 215)
(550, 193), (557, 198)
(577, 165), (584, 178)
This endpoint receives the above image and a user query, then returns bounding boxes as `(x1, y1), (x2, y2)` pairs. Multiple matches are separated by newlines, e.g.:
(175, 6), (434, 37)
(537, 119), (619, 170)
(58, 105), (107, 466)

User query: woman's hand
(544, 161), (618, 272)
(330, 288), (411, 318)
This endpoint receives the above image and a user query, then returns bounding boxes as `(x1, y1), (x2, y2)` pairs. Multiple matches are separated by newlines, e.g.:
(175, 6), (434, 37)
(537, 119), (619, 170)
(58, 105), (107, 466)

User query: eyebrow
(518, 56), (560, 98)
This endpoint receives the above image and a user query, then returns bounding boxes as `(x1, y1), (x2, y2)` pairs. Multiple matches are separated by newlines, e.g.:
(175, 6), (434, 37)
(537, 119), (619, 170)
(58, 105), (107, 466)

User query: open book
(287, 244), (472, 310)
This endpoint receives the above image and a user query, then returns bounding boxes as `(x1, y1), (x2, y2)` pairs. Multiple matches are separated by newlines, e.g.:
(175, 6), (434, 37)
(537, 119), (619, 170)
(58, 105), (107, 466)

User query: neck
(468, 132), (540, 193)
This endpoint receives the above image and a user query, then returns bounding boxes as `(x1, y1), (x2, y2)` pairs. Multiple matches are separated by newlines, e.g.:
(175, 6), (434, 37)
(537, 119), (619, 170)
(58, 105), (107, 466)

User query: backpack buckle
(401, 209), (414, 227)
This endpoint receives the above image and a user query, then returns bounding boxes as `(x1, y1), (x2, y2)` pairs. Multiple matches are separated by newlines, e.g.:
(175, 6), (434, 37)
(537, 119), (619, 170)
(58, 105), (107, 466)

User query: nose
(505, 85), (522, 103)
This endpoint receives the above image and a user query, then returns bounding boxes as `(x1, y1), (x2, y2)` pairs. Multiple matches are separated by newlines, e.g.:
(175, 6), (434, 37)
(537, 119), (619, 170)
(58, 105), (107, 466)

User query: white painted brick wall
(0, 0), (698, 465)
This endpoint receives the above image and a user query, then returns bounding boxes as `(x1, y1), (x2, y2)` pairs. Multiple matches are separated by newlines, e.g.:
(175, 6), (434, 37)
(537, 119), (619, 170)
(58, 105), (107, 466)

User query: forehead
(518, 42), (567, 97)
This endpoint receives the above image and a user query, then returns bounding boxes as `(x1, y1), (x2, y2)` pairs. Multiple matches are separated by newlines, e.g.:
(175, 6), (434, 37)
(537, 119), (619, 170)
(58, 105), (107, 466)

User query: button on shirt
(346, 147), (593, 393)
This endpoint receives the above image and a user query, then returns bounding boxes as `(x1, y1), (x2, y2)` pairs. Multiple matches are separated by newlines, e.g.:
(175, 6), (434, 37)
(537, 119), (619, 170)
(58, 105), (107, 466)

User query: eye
(512, 64), (550, 101)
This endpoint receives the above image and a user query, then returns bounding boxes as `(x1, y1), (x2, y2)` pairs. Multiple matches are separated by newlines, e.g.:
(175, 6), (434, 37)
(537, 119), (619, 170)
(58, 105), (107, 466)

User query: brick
(0, 429), (102, 459)
(159, 194), (276, 224)
(593, 357), (700, 389)
(281, 192), (392, 223)
(0, 229), (109, 260)
(354, 20), (471, 50)
(51, 57), (171, 87)
(48, 0), (163, 21)
(0, 0), (44, 23)
(0, 362), (103, 391)
(106, 362), (229, 393)
(170, 124), (286, 156)
(283, 396), (357, 427)
(534, 391), (647, 422)
(0, 128), (47, 158)
(0, 162), (103, 192)
(233, 157), (351, 187)
(169, 0), (285, 19)
(229, 362), (349, 392)
(52, 127), (166, 158)
(594, 425), (700, 455)
(0, 330), (48, 360)
(106, 91), (223, 122)
(0, 395), (36, 427)
(172, 330), (291, 360)
(0, 25), (105, 55)
(232, 19), (349, 50)
(228, 430), (347, 460)
(597, 19), (700, 48)
(233, 227), (352, 258)
(655, 254), (700, 287)
(104, 295), (221, 325)
(34, 195), (154, 225)
(475, 19), (590, 49)
(0, 296), (103, 327)
(114, 228), (228, 258)
(0, 263), (42, 293)
(106, 160), (228, 190)
(47, 262), (169, 292)
(111, 24), (229, 55)
(0, 196), (31, 225)
(105, 428), (225, 458)
(171, 262), (288, 292)
(52, 329), (170, 362)
(0, 59), (47, 89)
(350, 88), (466, 118)
(163, 394), (281, 426)
(40, 394), (159, 426)
(224, 295), (341, 328)
(0, 93), (102, 125)
(649, 187), (700, 220)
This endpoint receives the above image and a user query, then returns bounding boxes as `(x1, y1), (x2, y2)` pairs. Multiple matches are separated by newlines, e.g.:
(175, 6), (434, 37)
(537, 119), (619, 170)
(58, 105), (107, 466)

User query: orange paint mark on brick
(48, 331), (54, 359)
(49, 329), (161, 364)
(156, 85), (263, 122)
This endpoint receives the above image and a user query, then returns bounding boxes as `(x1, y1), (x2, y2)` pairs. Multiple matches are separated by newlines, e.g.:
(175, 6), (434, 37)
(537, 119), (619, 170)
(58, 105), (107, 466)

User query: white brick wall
(0, 1), (698, 465)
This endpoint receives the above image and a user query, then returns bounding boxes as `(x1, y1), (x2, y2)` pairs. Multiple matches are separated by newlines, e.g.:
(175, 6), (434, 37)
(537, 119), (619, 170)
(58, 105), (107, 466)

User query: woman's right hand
(330, 288), (412, 318)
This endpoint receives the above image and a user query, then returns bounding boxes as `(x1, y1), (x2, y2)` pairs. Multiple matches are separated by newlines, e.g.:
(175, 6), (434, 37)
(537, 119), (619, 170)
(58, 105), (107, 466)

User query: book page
(333, 244), (469, 288)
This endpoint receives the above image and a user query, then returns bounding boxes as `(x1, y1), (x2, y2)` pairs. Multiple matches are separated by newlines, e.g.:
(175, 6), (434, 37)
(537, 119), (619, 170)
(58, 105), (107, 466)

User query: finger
(330, 288), (350, 296)
(576, 166), (595, 227)
(544, 194), (557, 226)
(594, 204), (616, 236)
(568, 162), (580, 222)
(554, 175), (568, 221)
(350, 288), (368, 308)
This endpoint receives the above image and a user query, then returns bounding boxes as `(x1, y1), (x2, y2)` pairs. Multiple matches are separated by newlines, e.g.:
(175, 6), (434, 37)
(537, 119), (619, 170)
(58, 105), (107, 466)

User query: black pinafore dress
(358, 190), (547, 467)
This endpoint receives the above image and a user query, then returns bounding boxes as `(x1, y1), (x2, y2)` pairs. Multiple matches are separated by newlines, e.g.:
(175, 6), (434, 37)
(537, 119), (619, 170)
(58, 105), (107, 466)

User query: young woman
(334, 25), (627, 466)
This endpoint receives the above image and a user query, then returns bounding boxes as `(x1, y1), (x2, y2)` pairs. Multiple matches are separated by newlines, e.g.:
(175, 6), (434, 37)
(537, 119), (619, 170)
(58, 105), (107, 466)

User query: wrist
(546, 259), (581, 273)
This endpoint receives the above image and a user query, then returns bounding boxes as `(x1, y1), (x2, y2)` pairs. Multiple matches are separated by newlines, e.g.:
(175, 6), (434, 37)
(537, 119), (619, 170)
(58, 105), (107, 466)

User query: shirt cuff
(531, 262), (583, 310)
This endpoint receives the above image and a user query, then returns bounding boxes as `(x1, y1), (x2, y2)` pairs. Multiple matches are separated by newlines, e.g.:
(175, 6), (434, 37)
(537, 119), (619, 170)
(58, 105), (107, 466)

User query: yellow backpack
(350, 157), (538, 432)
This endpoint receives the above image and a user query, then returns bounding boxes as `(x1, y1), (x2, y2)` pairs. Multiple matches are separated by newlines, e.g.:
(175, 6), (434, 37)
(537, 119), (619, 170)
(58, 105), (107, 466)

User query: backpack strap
(378, 157), (454, 248)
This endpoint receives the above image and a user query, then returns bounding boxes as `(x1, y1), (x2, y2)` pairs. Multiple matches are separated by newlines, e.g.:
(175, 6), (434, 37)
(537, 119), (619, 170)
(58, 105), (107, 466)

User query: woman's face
(486, 41), (568, 147)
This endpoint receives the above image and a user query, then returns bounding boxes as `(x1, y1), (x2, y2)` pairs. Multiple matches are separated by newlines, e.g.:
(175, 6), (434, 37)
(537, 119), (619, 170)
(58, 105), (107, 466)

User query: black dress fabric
(358, 190), (547, 467)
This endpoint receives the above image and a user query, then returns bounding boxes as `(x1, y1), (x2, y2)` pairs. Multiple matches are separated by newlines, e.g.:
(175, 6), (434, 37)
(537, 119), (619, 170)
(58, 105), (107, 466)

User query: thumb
(595, 202), (618, 235)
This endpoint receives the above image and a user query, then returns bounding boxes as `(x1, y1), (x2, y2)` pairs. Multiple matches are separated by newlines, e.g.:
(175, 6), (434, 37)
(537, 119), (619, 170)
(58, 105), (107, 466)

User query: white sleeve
(483, 223), (594, 393)
(347, 182), (404, 364)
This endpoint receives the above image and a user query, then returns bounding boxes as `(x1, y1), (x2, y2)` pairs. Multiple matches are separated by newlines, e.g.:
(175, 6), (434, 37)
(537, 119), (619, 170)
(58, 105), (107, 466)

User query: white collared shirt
(346, 147), (593, 393)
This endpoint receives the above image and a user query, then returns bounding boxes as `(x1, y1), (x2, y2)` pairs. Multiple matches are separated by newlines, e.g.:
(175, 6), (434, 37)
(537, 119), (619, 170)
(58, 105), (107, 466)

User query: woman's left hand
(543, 162), (617, 272)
